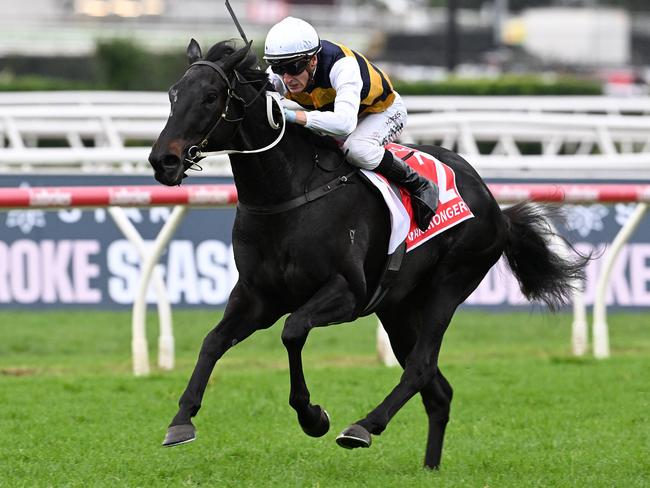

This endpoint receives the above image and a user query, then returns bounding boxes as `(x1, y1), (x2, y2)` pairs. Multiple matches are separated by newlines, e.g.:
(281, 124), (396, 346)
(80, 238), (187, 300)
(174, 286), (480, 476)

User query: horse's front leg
(282, 274), (359, 438)
(163, 282), (282, 446)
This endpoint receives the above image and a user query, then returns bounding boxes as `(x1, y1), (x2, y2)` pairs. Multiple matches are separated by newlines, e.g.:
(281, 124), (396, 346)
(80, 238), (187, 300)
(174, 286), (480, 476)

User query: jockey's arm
(303, 57), (362, 137)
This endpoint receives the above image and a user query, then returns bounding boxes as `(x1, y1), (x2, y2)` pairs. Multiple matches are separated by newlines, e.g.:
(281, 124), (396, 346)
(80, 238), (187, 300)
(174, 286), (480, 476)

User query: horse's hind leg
(337, 262), (491, 466)
(350, 309), (452, 469)
(281, 274), (359, 437)
(336, 302), (447, 451)
(420, 369), (453, 469)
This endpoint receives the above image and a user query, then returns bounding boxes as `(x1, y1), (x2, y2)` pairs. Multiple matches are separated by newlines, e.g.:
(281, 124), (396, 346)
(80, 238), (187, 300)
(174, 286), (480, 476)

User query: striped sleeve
(304, 57), (362, 136)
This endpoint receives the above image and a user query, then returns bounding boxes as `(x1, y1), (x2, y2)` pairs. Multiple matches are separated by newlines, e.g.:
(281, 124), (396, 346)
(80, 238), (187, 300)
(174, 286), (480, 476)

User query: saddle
(357, 144), (475, 314)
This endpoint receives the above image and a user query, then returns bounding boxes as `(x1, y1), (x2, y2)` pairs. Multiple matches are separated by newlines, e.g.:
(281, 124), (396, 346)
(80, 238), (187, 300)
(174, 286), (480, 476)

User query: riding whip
(225, 0), (249, 44)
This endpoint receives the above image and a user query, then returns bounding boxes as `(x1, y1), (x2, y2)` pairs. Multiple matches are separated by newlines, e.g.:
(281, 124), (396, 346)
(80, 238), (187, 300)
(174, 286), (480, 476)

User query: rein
(237, 171), (357, 215)
(184, 60), (286, 164)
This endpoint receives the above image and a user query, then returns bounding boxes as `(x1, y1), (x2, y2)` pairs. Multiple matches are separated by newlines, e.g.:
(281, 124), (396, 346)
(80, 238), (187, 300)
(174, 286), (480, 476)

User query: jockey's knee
(342, 138), (384, 170)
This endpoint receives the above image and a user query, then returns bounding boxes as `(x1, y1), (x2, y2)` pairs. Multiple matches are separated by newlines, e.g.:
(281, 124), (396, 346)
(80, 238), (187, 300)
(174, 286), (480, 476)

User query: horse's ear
(187, 38), (202, 65)
(221, 41), (253, 72)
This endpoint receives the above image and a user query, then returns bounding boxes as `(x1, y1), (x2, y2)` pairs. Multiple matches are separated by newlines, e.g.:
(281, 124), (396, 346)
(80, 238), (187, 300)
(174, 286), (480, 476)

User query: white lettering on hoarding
(167, 241), (201, 304)
(106, 239), (238, 305)
(0, 240), (102, 304)
(58, 208), (83, 224)
(9, 207), (176, 229)
(631, 245), (650, 303)
(41, 240), (74, 302)
(0, 237), (647, 307)
(466, 243), (650, 307)
(608, 246), (632, 305)
(11, 240), (40, 303)
(74, 241), (101, 303)
(196, 240), (234, 304)
(0, 244), (8, 302)
(107, 240), (141, 305)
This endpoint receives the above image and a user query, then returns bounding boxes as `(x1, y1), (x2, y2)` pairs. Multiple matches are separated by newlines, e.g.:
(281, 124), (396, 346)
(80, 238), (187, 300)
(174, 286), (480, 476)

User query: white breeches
(341, 93), (408, 170)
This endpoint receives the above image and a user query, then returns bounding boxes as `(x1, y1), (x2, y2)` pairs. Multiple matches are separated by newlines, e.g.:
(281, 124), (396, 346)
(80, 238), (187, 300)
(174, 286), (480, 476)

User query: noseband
(184, 60), (286, 163)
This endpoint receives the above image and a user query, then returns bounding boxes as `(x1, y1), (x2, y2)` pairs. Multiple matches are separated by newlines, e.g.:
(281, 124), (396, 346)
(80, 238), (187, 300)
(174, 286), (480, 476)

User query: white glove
(283, 107), (297, 123)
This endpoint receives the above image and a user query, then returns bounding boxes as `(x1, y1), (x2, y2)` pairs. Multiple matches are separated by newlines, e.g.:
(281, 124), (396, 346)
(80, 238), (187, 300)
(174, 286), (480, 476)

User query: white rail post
(107, 206), (175, 371)
(128, 204), (188, 376)
(592, 203), (648, 359)
(377, 320), (399, 367)
(549, 221), (587, 356)
(571, 286), (588, 356)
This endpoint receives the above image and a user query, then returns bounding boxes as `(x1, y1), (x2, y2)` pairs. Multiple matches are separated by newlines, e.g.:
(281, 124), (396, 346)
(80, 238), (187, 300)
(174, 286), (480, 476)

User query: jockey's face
(282, 56), (317, 93)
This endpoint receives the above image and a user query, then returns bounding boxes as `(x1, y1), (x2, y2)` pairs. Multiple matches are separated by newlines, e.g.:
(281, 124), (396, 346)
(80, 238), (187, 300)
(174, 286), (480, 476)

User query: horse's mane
(207, 40), (344, 159)
(205, 40), (268, 84)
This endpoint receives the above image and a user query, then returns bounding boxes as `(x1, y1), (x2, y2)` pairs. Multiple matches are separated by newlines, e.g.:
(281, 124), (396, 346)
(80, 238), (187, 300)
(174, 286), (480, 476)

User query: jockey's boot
(375, 149), (439, 231)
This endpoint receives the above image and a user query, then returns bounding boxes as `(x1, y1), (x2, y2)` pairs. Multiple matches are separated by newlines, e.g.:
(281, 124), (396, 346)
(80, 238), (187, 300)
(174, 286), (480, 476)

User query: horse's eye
(205, 93), (218, 104)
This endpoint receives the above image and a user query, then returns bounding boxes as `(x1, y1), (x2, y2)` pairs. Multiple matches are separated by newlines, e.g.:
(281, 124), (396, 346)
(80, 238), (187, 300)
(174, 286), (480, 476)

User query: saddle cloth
(362, 143), (474, 253)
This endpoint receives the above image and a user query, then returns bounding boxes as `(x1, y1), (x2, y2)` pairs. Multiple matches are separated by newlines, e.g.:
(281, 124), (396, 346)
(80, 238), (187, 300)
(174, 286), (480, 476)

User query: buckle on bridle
(187, 145), (201, 161)
(184, 145), (204, 172)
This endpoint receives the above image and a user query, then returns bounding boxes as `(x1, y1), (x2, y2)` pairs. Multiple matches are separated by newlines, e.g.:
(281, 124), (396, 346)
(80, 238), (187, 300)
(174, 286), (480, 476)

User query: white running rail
(3, 93), (650, 178)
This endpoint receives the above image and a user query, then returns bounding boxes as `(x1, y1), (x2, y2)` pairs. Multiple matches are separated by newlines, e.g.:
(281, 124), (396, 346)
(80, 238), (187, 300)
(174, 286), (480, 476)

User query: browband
(189, 60), (231, 89)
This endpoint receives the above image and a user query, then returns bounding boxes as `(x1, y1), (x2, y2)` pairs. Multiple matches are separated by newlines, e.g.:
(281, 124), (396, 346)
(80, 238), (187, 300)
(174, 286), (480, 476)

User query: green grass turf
(0, 309), (648, 487)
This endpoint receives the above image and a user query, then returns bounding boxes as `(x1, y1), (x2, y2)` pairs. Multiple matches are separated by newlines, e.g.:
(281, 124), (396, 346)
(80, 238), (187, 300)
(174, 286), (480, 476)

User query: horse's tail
(501, 202), (587, 311)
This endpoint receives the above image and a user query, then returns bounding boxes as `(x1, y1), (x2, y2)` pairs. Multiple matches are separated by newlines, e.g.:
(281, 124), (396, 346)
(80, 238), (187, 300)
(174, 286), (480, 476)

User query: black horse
(148, 39), (586, 469)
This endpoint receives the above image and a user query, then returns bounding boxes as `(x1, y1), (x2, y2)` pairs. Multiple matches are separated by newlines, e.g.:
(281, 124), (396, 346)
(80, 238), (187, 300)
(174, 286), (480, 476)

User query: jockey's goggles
(269, 57), (310, 76)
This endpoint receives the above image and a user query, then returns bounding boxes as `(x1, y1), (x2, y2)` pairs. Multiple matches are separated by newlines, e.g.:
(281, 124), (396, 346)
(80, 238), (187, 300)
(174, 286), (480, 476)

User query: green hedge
(94, 38), (186, 91)
(393, 75), (602, 96)
(0, 37), (603, 95)
(0, 73), (604, 96)
(0, 38), (187, 92)
(0, 73), (96, 91)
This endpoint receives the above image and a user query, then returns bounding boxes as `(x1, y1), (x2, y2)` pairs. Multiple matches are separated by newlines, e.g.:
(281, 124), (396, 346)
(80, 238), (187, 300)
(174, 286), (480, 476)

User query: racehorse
(148, 39), (587, 470)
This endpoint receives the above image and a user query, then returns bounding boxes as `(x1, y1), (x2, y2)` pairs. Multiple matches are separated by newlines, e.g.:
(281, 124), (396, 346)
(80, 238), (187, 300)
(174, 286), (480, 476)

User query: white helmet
(263, 17), (321, 63)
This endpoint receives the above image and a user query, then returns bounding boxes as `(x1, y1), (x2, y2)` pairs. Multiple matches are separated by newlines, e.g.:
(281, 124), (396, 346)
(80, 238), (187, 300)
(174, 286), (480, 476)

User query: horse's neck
(229, 125), (325, 206)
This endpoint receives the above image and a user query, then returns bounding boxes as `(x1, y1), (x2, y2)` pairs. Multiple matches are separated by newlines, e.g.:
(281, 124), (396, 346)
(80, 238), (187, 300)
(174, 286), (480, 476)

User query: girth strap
(359, 179), (408, 316)
(360, 239), (406, 316)
(237, 170), (357, 215)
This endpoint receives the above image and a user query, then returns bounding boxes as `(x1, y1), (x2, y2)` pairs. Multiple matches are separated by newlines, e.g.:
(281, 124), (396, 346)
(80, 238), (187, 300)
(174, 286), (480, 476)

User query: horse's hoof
(301, 406), (330, 438)
(336, 424), (372, 449)
(162, 424), (196, 447)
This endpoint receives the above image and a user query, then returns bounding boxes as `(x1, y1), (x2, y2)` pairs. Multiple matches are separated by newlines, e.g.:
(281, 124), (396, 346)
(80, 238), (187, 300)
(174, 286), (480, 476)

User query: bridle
(184, 60), (286, 165)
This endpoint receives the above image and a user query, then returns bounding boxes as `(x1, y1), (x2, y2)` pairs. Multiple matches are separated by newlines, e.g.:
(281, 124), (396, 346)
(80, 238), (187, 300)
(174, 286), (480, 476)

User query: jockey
(264, 17), (438, 231)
